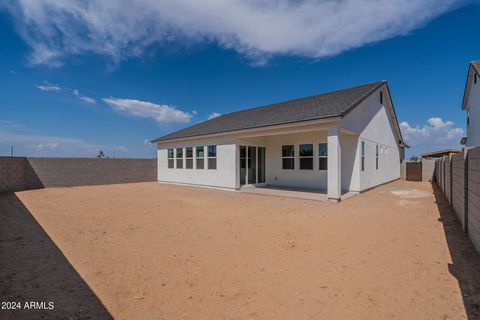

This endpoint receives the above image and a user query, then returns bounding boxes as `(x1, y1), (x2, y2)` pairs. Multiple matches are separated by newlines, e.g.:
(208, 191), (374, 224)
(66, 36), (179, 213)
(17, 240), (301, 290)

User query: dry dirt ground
(1, 180), (480, 319)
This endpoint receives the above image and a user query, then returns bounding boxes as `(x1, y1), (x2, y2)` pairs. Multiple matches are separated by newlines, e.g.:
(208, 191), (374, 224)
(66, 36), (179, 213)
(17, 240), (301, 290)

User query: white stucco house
(152, 81), (407, 201)
(461, 60), (480, 147)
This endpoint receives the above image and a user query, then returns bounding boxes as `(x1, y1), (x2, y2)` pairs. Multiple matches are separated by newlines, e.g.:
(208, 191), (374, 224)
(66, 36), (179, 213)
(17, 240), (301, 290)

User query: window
(196, 146), (205, 169)
(318, 143), (328, 170)
(380, 91), (383, 104)
(176, 148), (183, 169)
(467, 111), (470, 126)
(207, 145), (217, 169)
(186, 147), (193, 169)
(167, 148), (174, 168)
(299, 144), (313, 170)
(475, 73), (478, 84)
(282, 145), (295, 170)
(361, 141), (365, 171)
(376, 145), (379, 170)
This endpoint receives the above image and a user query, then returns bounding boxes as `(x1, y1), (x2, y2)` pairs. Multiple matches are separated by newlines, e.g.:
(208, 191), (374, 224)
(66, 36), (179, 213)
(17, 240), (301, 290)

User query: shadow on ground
(432, 183), (480, 320)
(0, 192), (113, 320)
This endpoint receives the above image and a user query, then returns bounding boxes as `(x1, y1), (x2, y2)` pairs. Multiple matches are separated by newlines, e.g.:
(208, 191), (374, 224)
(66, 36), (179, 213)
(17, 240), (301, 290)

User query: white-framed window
(361, 141), (365, 171)
(167, 148), (174, 168)
(207, 145), (217, 169)
(186, 147), (193, 169)
(376, 145), (379, 170)
(299, 144), (313, 170)
(318, 143), (327, 170)
(176, 148), (183, 169)
(380, 91), (383, 104)
(282, 145), (294, 170)
(196, 146), (205, 169)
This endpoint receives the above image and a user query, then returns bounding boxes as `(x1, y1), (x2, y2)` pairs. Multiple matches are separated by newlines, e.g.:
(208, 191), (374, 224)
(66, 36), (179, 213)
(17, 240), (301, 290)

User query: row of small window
(281, 143), (328, 170)
(167, 145), (217, 169)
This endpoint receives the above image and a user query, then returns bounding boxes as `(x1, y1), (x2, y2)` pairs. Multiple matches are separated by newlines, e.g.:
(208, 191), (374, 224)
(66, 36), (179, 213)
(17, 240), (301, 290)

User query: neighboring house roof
(152, 81), (403, 144)
(421, 149), (462, 158)
(462, 60), (480, 110)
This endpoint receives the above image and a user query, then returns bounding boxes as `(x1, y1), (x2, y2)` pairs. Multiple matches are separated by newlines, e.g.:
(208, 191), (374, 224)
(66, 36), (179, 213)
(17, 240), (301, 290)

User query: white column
(327, 123), (342, 201)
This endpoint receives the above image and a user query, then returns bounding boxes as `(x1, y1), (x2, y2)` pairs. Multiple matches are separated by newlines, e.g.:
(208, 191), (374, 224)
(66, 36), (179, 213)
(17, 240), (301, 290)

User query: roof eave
(151, 116), (342, 144)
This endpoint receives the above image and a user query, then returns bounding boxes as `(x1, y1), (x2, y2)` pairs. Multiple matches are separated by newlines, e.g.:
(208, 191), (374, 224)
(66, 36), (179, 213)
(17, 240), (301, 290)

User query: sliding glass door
(239, 145), (265, 186)
(258, 147), (265, 183)
(248, 146), (257, 184)
(240, 146), (247, 186)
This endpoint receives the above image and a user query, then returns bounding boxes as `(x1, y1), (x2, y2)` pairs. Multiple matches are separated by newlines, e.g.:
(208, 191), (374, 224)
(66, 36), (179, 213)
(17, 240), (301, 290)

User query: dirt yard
(1, 180), (479, 319)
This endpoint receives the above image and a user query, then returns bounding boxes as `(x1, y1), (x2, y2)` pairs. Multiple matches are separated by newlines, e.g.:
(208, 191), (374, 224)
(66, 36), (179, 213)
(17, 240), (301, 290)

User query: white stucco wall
(466, 75), (480, 147)
(157, 137), (237, 189)
(342, 87), (401, 191)
(341, 133), (360, 192)
(262, 131), (329, 190)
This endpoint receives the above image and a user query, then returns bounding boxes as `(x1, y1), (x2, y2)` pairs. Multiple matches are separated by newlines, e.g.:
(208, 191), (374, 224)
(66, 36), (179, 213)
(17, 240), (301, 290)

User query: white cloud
(208, 112), (221, 120)
(102, 97), (193, 123)
(400, 117), (464, 150)
(73, 89), (96, 104)
(0, 128), (101, 156)
(35, 84), (60, 91)
(79, 96), (96, 104)
(114, 145), (128, 152)
(2, 0), (466, 65)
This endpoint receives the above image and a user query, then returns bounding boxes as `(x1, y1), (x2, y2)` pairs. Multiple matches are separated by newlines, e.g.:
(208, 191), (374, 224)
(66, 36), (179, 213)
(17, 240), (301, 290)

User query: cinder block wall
(444, 157), (451, 204)
(434, 147), (480, 254)
(0, 157), (157, 192)
(468, 148), (480, 253)
(421, 159), (435, 182)
(451, 153), (465, 228)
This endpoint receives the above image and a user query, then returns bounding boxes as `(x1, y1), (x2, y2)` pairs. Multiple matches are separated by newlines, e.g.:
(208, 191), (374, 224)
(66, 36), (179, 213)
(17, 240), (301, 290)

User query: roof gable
(462, 61), (480, 110)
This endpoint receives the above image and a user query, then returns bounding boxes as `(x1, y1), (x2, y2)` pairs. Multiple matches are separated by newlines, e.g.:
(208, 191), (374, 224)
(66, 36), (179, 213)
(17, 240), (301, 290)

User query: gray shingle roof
(153, 81), (385, 142)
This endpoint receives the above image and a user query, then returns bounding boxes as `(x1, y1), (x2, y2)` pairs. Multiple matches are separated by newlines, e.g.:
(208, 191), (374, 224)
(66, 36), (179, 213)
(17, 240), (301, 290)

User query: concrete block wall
(421, 159), (435, 182)
(444, 157), (451, 204)
(0, 157), (157, 192)
(451, 153), (465, 228)
(468, 148), (480, 253)
(434, 146), (480, 254)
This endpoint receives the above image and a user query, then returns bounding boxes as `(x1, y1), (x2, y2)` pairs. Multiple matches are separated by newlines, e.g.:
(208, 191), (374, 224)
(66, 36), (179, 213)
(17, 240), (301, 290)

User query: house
(152, 81), (407, 201)
(461, 60), (480, 147)
(421, 149), (461, 159)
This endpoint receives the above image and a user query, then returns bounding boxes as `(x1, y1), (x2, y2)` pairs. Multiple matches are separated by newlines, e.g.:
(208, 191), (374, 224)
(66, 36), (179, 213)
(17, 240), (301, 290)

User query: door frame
(239, 145), (266, 187)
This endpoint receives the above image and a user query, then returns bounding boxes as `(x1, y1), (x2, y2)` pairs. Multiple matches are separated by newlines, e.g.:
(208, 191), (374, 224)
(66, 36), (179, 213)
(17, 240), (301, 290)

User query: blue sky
(0, 1), (479, 158)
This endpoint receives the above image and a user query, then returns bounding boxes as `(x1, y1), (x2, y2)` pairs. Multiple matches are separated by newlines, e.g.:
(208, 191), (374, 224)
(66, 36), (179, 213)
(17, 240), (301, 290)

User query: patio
(239, 185), (358, 201)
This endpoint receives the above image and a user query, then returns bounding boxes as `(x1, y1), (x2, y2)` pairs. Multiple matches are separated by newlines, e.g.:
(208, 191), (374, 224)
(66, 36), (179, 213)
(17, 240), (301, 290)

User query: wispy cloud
(73, 89), (96, 104)
(208, 112), (221, 120)
(2, 0), (466, 66)
(27, 142), (59, 151)
(400, 117), (464, 151)
(102, 97), (193, 123)
(0, 128), (101, 156)
(35, 83), (61, 91)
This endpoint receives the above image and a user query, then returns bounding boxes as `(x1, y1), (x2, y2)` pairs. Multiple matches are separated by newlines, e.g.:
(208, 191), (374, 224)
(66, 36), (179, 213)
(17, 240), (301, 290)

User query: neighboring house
(152, 81), (407, 201)
(461, 60), (480, 147)
(421, 149), (461, 159)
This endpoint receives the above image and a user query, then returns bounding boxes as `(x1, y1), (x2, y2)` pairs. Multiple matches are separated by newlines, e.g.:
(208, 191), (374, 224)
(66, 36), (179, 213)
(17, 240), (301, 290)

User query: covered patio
(235, 119), (359, 201)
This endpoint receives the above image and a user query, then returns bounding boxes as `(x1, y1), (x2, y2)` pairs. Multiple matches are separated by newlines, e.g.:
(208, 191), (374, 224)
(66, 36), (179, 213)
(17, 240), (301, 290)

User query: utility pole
(10, 145), (13, 157)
